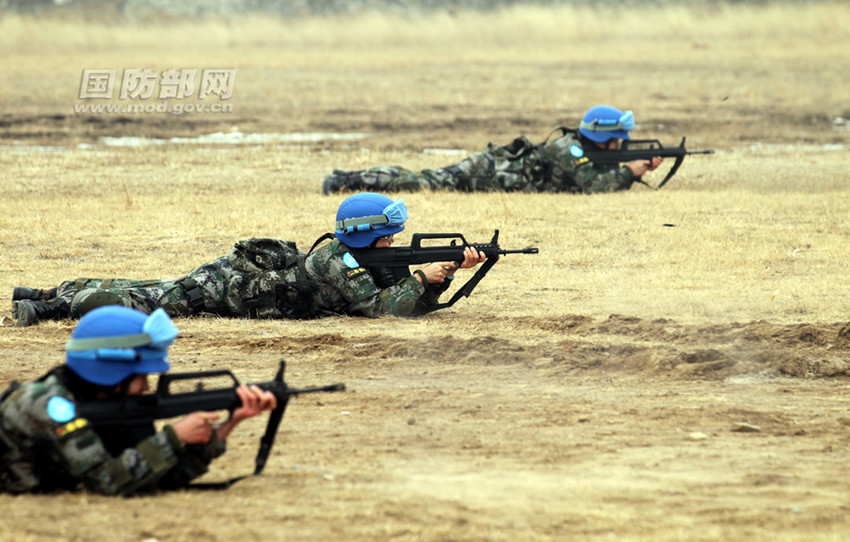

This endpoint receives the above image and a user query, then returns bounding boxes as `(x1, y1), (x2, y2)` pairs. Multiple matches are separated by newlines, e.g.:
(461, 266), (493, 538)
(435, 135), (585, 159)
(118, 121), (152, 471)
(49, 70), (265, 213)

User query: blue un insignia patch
(343, 252), (360, 268)
(47, 396), (76, 423)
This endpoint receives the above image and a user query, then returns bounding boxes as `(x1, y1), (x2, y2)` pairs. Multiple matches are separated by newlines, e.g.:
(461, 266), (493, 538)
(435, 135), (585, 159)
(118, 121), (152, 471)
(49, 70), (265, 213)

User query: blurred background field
(1, 2), (850, 541)
(1, 0), (848, 150)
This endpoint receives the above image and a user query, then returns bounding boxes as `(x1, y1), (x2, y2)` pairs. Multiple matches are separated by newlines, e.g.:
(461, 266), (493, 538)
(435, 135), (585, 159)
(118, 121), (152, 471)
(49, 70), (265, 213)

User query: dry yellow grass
(3, 143), (847, 325)
(1, 4), (850, 542)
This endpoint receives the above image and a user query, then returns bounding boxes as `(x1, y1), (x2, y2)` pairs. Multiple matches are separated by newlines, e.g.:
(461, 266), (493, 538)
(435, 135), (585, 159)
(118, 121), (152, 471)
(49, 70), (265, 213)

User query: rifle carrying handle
(410, 232), (468, 249)
(156, 369), (239, 395)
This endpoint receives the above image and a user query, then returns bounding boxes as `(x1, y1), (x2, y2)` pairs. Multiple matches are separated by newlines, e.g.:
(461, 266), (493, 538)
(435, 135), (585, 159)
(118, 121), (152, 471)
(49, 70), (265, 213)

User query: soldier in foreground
(0, 306), (277, 494)
(322, 105), (664, 194)
(11, 193), (485, 326)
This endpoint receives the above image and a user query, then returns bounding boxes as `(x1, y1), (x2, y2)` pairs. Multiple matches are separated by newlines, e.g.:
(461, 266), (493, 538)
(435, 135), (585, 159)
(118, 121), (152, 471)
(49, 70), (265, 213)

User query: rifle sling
(187, 397), (291, 491)
(186, 475), (249, 491)
(418, 256), (499, 314)
(543, 126), (570, 144)
(632, 177), (653, 190)
(307, 233), (335, 255)
(656, 152), (684, 189)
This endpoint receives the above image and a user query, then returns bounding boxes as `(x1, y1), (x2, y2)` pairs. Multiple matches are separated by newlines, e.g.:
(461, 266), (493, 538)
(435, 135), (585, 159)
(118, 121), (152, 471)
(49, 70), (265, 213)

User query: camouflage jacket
(0, 368), (224, 495)
(303, 238), (449, 317)
(491, 128), (637, 193)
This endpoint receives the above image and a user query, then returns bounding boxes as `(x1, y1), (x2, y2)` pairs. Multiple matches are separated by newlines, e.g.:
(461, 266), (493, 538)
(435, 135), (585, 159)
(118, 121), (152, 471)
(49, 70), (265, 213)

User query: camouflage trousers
(56, 257), (235, 319)
(53, 256), (319, 320)
(328, 138), (541, 193)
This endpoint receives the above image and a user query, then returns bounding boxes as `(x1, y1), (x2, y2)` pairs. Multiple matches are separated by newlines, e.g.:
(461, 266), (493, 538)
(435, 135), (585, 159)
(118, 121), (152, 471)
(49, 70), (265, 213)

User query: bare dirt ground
(2, 4), (850, 541)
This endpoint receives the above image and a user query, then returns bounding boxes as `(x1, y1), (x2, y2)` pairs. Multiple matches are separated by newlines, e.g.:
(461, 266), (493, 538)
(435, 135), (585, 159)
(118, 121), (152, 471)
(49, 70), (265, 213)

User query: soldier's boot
(12, 286), (59, 301)
(11, 298), (71, 327)
(322, 170), (365, 195)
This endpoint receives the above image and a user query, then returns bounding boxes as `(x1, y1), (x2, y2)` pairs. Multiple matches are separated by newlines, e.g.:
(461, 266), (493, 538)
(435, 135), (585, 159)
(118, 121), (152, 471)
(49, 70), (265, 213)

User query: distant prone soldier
(322, 105), (666, 195)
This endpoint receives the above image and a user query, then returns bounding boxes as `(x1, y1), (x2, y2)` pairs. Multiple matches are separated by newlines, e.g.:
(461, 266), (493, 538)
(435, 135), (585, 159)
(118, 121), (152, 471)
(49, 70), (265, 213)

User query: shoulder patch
(55, 418), (89, 439)
(47, 396), (76, 423)
(569, 145), (584, 158)
(345, 267), (367, 279)
(573, 156), (590, 166)
(343, 252), (360, 269)
(345, 267), (366, 279)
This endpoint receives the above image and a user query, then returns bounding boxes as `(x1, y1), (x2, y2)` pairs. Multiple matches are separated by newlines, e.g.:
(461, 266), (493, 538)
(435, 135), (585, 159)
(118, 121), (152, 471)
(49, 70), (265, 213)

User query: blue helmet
(579, 105), (635, 143)
(65, 306), (178, 386)
(334, 192), (407, 248)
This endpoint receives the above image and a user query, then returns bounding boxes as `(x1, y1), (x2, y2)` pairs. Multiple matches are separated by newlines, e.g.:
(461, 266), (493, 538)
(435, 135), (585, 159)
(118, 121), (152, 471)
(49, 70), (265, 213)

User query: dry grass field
(1, 3), (850, 541)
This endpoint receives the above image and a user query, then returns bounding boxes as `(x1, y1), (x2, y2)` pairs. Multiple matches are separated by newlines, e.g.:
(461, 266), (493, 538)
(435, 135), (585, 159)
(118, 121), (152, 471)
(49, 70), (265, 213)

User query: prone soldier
(0, 306), (277, 495)
(11, 193), (486, 326)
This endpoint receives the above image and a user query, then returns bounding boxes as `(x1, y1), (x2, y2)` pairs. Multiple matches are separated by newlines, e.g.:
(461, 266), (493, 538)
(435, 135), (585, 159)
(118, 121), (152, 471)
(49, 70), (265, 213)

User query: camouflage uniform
(56, 257), (236, 319)
(306, 238), (450, 317)
(0, 367), (223, 495)
(46, 238), (449, 321)
(324, 129), (636, 194)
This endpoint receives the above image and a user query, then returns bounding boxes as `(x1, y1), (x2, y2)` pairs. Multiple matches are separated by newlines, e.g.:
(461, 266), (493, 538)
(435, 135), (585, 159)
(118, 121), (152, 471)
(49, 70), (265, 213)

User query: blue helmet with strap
(65, 306), (178, 386)
(334, 192), (407, 248)
(579, 105), (635, 143)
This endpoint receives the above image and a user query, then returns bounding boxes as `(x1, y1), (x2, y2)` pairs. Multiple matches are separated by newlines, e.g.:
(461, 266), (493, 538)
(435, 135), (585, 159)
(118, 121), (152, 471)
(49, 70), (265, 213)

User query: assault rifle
(582, 137), (714, 188)
(77, 360), (344, 487)
(352, 229), (538, 313)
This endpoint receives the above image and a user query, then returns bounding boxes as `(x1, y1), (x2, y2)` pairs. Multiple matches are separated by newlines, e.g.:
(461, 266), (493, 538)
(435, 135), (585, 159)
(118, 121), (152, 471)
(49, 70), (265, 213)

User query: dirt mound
(177, 315), (850, 381)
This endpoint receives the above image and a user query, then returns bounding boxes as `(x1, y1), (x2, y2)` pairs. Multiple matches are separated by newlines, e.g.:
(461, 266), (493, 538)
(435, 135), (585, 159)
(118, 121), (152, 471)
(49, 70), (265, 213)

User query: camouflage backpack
(227, 238), (303, 273)
(224, 238), (324, 319)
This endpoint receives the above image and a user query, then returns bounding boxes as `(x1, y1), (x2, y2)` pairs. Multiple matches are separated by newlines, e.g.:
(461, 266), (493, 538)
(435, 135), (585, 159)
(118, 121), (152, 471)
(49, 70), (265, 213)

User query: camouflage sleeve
(307, 241), (431, 317)
(412, 277), (453, 314)
(541, 134), (636, 193)
(338, 269), (427, 317)
(324, 253), (427, 317)
(70, 422), (222, 494)
(2, 381), (205, 495)
(574, 162), (636, 193)
(367, 264), (453, 314)
(154, 432), (226, 490)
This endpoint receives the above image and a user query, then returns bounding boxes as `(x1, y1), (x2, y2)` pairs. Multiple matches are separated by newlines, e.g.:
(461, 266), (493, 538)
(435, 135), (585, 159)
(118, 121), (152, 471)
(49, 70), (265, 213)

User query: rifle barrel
(287, 383), (346, 395)
(499, 248), (539, 255)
